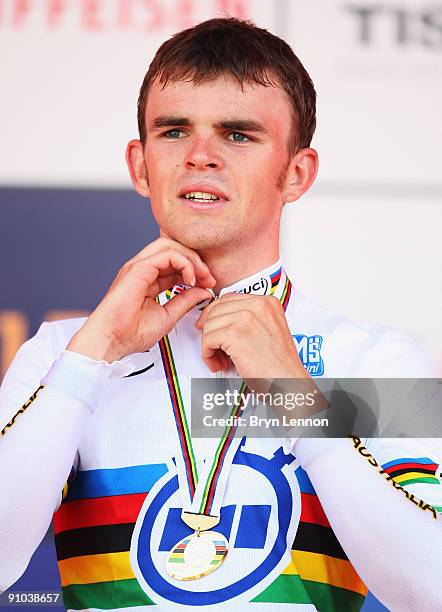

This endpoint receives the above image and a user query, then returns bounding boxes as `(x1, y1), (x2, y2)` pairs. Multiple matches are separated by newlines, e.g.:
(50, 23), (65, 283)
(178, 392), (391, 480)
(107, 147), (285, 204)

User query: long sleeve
(0, 322), (133, 593)
(293, 435), (442, 611)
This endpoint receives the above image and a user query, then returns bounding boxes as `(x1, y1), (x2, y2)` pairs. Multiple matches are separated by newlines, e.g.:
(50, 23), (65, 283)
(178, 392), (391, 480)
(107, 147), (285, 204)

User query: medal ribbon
(158, 265), (292, 518)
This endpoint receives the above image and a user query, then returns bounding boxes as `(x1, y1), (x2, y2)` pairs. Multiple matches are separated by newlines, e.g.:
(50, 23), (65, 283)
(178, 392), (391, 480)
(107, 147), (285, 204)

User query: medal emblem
(166, 531), (228, 580)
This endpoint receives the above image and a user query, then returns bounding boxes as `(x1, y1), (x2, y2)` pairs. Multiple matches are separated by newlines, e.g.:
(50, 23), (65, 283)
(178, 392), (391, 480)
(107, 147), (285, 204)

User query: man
(0, 17), (441, 611)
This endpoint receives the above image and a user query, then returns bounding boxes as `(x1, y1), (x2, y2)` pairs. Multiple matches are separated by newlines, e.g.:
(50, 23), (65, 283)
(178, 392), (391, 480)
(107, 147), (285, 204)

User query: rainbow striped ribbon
(158, 266), (292, 518)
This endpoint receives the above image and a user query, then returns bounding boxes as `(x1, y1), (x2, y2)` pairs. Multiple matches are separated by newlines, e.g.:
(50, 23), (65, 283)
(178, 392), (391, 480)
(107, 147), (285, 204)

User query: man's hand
(195, 293), (308, 380)
(67, 238), (215, 362)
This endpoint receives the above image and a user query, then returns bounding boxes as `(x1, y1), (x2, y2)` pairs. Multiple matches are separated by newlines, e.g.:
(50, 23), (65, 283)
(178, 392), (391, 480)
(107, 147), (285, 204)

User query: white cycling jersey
(0, 259), (441, 611)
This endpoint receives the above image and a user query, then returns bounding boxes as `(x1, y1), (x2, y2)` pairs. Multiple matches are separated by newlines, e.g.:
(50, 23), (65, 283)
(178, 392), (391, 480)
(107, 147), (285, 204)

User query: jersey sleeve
(356, 328), (436, 378)
(0, 323), (79, 514)
(0, 323), (111, 593)
(1, 322), (58, 423)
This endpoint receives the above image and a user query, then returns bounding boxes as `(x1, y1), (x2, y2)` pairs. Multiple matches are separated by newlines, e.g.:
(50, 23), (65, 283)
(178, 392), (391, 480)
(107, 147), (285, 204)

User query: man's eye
(164, 129), (186, 138)
(227, 132), (250, 143)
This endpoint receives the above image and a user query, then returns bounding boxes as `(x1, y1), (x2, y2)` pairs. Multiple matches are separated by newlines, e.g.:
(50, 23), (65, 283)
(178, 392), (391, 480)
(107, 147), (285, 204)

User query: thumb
(163, 287), (213, 326)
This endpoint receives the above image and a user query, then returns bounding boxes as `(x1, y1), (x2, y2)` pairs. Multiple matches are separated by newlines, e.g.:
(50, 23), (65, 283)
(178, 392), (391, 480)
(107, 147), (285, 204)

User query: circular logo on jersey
(130, 443), (300, 607)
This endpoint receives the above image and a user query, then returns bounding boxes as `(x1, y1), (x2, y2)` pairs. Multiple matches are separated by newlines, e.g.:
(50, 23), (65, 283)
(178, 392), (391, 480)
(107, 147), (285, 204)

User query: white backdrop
(1, 0), (441, 368)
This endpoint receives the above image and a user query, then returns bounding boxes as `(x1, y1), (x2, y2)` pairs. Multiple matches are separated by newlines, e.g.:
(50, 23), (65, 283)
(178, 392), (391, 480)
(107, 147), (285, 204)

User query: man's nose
(184, 137), (223, 170)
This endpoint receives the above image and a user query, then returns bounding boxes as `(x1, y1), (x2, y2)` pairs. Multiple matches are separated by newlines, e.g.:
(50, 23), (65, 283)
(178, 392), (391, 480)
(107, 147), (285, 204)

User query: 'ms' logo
(293, 334), (324, 376)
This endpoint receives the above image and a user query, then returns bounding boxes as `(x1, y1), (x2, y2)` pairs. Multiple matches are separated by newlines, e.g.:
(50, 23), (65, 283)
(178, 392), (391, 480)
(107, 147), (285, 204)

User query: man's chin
(175, 234), (225, 251)
(164, 225), (233, 252)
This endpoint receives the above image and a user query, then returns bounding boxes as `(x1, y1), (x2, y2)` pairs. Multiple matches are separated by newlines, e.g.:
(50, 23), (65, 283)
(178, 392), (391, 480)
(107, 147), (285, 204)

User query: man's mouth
(178, 186), (228, 205)
(183, 191), (220, 203)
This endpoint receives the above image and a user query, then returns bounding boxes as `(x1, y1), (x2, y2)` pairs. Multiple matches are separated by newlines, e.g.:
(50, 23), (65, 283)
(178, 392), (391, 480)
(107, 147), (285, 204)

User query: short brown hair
(137, 17), (316, 156)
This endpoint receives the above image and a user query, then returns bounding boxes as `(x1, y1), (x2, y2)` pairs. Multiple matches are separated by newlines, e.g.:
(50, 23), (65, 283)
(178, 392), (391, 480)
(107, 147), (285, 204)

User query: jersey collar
(217, 258), (283, 298)
(159, 258), (291, 312)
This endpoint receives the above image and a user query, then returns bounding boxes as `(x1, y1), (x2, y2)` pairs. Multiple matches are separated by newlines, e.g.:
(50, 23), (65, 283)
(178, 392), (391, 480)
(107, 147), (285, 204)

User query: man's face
(142, 75), (294, 251)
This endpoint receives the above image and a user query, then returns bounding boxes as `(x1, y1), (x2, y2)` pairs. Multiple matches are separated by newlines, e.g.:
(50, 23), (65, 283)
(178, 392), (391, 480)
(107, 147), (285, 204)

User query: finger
(218, 351), (232, 372)
(163, 287), (213, 328)
(144, 273), (182, 297)
(114, 250), (198, 303)
(201, 326), (235, 372)
(145, 271), (196, 297)
(143, 250), (197, 285)
(215, 292), (256, 302)
(116, 250), (215, 291)
(125, 238), (216, 285)
(200, 312), (238, 335)
(146, 270), (217, 299)
(203, 347), (228, 373)
(198, 314), (237, 371)
(195, 294), (261, 328)
(206, 349), (230, 373)
(194, 271), (217, 288)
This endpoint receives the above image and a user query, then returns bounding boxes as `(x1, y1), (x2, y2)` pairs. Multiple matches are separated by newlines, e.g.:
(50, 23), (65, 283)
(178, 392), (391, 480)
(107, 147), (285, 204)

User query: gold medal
(165, 511), (227, 580)
(166, 530), (228, 581)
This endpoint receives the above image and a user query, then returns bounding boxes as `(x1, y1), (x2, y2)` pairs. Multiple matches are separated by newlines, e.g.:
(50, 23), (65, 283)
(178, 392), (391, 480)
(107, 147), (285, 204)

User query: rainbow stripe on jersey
(54, 464), (167, 608)
(252, 466), (368, 609)
(54, 462), (368, 610)
(381, 457), (440, 487)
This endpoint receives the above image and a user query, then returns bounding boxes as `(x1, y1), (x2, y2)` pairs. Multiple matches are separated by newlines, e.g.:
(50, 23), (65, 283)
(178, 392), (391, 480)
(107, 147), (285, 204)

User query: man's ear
(125, 139), (150, 198)
(282, 147), (319, 204)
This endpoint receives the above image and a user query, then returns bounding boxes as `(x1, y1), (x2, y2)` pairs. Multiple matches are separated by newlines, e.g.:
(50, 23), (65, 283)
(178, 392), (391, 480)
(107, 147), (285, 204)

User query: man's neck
(197, 245), (280, 295)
